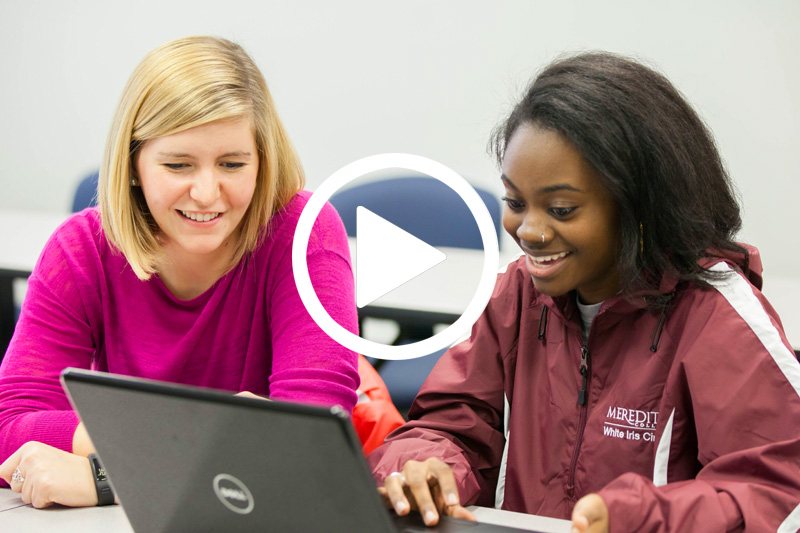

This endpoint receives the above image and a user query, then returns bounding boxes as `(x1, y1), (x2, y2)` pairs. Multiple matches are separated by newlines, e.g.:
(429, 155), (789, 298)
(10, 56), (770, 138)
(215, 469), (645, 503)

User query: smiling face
(501, 123), (621, 304)
(135, 117), (258, 270)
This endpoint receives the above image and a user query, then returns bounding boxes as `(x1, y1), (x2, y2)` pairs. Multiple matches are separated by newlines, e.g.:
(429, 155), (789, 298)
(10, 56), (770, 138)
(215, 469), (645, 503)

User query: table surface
(1, 209), (798, 348)
(0, 487), (571, 532)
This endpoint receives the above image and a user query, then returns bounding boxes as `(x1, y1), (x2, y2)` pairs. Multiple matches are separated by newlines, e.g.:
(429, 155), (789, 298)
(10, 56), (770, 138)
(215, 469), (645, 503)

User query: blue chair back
(72, 171), (99, 212)
(329, 177), (501, 249)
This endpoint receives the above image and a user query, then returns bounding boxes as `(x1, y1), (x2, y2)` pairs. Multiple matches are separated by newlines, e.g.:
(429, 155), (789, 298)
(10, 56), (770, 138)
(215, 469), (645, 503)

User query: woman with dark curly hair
(371, 52), (800, 532)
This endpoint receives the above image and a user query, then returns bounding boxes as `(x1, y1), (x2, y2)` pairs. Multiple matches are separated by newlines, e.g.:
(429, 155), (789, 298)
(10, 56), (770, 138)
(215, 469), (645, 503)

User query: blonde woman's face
(135, 118), (258, 267)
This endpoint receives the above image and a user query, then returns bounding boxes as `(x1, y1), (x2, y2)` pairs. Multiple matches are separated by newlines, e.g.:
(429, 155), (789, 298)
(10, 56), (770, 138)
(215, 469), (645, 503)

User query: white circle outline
(292, 153), (499, 360)
(213, 473), (255, 515)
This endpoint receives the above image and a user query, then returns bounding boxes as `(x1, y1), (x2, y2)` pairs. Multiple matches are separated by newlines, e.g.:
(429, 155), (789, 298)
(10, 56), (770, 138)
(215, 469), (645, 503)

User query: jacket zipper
(568, 343), (590, 498)
(577, 346), (589, 406)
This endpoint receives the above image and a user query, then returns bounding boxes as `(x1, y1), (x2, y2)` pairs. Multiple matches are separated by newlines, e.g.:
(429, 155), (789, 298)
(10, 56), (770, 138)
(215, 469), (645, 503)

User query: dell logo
(220, 487), (248, 501)
(213, 474), (255, 515)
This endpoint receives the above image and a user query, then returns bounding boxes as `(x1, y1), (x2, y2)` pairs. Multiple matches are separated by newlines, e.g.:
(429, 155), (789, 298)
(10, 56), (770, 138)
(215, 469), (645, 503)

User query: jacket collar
(529, 244), (760, 352)
(532, 243), (761, 319)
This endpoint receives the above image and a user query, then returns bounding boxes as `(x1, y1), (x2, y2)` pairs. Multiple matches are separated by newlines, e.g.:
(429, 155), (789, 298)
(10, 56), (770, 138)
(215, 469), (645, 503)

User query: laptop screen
(61, 368), (395, 533)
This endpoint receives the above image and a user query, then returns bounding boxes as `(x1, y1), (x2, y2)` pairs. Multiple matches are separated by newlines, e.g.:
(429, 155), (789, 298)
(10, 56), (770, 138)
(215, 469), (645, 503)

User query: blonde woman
(0, 36), (364, 507)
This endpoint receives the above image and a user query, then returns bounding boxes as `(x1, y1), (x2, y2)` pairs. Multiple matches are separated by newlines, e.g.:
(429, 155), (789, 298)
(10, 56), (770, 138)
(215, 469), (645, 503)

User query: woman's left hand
(0, 441), (97, 508)
(571, 493), (609, 533)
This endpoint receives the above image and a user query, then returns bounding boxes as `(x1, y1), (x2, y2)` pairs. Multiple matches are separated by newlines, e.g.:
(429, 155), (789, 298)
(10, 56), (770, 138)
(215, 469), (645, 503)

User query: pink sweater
(0, 191), (359, 463)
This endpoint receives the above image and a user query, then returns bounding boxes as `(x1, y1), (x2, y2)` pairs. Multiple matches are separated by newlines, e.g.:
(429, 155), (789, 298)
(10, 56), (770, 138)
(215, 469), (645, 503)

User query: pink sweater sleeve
(0, 223), (95, 463)
(266, 200), (359, 412)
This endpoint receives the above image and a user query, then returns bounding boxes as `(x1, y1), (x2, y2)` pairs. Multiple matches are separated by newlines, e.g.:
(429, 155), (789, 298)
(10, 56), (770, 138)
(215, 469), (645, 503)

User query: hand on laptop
(0, 441), (98, 508)
(378, 457), (476, 527)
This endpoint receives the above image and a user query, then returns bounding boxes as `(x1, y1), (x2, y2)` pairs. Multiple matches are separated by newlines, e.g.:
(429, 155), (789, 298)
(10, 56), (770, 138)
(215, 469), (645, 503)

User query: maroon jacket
(369, 247), (800, 532)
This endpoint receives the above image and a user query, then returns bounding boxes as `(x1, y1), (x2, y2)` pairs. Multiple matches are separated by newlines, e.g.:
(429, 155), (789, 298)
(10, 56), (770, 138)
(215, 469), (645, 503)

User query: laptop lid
(61, 368), (542, 533)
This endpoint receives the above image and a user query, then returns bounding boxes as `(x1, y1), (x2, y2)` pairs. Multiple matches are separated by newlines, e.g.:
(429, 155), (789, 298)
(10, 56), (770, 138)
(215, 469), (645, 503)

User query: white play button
(292, 153), (499, 360)
(355, 206), (447, 308)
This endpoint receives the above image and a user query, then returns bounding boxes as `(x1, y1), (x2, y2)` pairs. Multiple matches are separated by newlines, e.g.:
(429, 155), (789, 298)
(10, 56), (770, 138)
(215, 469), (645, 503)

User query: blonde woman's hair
(99, 35), (304, 280)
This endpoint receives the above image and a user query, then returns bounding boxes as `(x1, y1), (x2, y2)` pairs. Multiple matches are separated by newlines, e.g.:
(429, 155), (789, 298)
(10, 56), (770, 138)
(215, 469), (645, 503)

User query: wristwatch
(88, 453), (115, 506)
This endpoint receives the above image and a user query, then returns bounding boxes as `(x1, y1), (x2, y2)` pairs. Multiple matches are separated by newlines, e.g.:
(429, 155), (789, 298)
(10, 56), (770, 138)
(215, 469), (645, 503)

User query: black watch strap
(88, 453), (115, 506)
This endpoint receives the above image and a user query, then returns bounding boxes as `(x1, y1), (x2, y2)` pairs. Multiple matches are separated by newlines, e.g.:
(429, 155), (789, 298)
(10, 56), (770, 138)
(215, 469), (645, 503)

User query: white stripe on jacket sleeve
(779, 504), (800, 533)
(653, 408), (675, 487)
(708, 263), (800, 530)
(494, 394), (511, 509)
(706, 262), (800, 397)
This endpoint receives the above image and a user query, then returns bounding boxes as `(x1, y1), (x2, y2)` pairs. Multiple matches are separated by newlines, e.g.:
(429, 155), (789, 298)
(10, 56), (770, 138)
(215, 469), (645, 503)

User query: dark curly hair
(491, 52), (746, 303)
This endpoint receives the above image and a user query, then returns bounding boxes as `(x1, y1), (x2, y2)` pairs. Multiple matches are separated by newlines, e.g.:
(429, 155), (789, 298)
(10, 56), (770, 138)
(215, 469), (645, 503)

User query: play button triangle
(356, 206), (447, 308)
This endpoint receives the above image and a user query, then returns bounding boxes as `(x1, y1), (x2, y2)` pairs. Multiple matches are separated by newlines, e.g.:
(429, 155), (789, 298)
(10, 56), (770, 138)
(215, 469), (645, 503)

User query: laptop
(61, 368), (542, 533)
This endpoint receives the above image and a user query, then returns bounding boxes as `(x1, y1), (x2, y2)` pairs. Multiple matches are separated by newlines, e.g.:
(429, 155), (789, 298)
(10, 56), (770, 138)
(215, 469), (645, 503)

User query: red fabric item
(353, 355), (405, 456)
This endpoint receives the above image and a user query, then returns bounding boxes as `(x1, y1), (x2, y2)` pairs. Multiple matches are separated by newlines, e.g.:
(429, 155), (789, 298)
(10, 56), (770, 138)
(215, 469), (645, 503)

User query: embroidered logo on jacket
(603, 406), (658, 442)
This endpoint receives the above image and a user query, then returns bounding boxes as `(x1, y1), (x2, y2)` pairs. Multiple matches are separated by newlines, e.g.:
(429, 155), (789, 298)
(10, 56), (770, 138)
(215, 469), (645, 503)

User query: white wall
(2, 0), (798, 282)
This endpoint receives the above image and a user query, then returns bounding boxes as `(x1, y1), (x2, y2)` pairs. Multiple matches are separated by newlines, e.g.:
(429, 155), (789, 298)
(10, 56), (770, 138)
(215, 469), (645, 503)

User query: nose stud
(541, 232), (545, 243)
